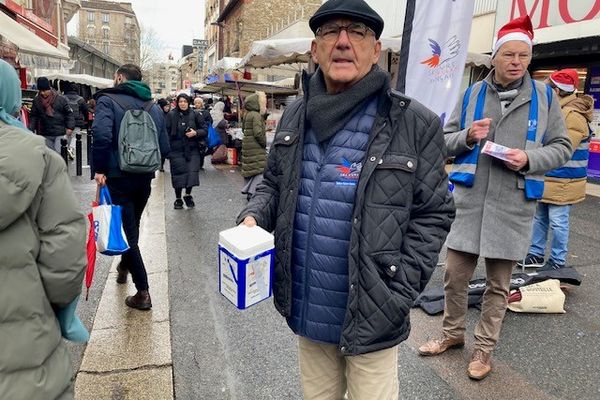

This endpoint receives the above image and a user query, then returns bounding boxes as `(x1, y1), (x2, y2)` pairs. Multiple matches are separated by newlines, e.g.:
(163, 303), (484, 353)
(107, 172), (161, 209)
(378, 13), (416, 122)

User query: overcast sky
(68, 0), (206, 62)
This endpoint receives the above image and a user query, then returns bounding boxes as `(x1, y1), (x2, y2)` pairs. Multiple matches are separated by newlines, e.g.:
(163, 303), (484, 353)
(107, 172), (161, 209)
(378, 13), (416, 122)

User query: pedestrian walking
(519, 69), (594, 271)
(240, 91), (267, 200)
(418, 15), (572, 380)
(0, 59), (87, 400)
(157, 98), (171, 171)
(92, 64), (170, 310)
(238, 0), (455, 398)
(28, 76), (75, 153)
(63, 83), (88, 159)
(166, 93), (207, 209)
(193, 97), (211, 169)
(210, 100), (229, 146)
(86, 98), (96, 131)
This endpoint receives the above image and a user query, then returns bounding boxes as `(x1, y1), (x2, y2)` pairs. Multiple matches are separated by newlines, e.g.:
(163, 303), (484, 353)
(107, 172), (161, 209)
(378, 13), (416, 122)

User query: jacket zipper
(301, 146), (326, 334)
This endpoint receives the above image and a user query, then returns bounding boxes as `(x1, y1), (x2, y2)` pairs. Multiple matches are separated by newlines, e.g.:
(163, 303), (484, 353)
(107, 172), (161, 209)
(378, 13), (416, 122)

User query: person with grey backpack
(92, 64), (170, 310)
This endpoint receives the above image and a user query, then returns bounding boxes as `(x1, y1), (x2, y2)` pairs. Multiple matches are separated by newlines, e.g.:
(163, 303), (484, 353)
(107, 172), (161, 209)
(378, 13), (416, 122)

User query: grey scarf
(306, 65), (390, 142)
(493, 77), (523, 114)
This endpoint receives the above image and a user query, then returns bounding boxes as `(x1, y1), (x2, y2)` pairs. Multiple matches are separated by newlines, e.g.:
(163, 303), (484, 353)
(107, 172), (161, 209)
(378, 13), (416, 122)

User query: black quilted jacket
(238, 82), (455, 356)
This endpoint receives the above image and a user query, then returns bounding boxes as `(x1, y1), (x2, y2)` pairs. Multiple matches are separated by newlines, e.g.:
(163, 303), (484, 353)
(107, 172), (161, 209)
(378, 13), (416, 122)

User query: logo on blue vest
(336, 158), (362, 186)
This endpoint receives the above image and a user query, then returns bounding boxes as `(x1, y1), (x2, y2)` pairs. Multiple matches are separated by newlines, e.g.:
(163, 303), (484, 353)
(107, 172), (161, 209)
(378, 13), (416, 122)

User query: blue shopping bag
(92, 186), (129, 255)
(54, 295), (89, 343)
(207, 124), (222, 148)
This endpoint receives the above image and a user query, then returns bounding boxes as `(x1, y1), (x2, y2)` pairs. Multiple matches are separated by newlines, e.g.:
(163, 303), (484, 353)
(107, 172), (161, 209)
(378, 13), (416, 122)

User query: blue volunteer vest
(545, 126), (592, 179)
(449, 78), (553, 200)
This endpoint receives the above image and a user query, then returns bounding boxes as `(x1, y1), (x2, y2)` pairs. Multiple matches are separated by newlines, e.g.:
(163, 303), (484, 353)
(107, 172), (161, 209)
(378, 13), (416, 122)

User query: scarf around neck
(306, 65), (390, 142)
(40, 90), (57, 117)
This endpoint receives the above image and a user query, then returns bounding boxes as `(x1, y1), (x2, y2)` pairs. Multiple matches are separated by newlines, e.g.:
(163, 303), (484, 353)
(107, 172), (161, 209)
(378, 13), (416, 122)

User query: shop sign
(2, 0), (54, 33)
(496, 0), (600, 43)
(15, 15), (58, 47)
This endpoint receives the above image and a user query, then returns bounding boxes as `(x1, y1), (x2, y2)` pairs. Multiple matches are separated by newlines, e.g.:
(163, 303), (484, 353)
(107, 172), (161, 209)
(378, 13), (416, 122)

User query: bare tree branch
(139, 25), (164, 74)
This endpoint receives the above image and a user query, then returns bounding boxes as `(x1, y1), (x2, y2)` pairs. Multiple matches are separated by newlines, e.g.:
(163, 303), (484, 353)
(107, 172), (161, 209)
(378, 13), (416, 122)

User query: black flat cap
(309, 0), (384, 39)
(37, 77), (51, 91)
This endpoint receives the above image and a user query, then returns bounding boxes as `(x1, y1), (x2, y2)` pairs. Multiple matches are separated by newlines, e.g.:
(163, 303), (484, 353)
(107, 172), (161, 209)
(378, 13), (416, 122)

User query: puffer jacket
(64, 91), (89, 128)
(0, 122), (87, 400)
(543, 94), (594, 205)
(238, 75), (455, 356)
(29, 91), (75, 137)
(241, 92), (267, 178)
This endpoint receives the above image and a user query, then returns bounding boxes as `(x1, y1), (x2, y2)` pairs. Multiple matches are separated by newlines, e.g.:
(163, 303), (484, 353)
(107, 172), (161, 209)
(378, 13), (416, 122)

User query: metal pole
(60, 138), (69, 167)
(76, 132), (82, 176)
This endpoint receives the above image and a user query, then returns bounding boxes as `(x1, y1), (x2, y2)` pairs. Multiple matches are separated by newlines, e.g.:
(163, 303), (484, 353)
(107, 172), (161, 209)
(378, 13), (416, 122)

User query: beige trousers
(442, 248), (514, 352)
(298, 336), (399, 400)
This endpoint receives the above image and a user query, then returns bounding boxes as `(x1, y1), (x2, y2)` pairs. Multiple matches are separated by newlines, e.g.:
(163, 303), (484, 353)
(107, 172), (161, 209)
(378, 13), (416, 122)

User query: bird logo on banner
(421, 36), (461, 68)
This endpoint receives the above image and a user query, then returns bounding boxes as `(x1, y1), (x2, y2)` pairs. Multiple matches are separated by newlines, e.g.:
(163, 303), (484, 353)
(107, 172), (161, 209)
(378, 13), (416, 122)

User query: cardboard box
(218, 225), (274, 309)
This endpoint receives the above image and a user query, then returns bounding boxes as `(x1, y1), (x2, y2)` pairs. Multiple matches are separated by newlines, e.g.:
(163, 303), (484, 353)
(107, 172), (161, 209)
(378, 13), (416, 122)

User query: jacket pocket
(371, 250), (419, 303)
(375, 154), (418, 172)
(367, 153), (417, 208)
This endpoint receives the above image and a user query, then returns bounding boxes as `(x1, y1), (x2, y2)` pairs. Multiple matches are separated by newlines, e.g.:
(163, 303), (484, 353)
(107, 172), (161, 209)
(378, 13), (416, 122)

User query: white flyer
(481, 141), (511, 162)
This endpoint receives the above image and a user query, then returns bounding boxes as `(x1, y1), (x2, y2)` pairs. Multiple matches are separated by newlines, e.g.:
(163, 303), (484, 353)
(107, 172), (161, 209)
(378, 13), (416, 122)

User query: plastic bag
(92, 186), (129, 255)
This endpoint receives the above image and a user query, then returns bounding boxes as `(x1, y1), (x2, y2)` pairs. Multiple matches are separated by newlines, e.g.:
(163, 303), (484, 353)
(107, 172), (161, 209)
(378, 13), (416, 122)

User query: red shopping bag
(85, 212), (97, 300)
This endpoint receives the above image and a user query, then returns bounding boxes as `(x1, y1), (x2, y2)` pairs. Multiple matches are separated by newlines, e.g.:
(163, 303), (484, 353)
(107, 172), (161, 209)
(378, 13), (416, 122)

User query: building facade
(215, 0), (320, 59)
(147, 62), (179, 98)
(78, 0), (139, 65)
(68, 35), (120, 78)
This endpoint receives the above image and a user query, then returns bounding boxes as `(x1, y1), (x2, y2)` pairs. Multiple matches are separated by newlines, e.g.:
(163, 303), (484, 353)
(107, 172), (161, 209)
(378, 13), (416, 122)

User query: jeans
(528, 203), (571, 265)
(44, 136), (66, 153)
(107, 176), (153, 291)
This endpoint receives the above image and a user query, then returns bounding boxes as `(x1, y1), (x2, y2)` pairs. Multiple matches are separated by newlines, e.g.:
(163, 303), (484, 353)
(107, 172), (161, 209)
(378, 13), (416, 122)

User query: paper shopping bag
(92, 186), (129, 255)
(508, 279), (566, 314)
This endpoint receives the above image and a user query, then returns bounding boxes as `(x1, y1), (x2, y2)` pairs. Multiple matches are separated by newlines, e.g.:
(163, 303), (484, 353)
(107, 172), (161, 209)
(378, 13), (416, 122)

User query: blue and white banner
(397, 0), (475, 126)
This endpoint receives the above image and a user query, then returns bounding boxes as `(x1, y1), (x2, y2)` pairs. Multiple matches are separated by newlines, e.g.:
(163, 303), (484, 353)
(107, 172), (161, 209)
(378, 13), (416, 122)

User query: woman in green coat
(0, 59), (87, 400)
(241, 91), (267, 200)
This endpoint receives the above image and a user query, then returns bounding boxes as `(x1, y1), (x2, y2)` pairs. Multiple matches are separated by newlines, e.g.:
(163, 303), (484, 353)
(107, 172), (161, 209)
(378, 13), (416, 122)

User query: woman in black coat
(166, 94), (207, 209)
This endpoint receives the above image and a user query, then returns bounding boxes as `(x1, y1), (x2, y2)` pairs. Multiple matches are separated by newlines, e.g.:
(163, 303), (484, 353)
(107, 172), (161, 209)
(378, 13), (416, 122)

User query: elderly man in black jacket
(29, 77), (75, 153)
(237, 0), (455, 398)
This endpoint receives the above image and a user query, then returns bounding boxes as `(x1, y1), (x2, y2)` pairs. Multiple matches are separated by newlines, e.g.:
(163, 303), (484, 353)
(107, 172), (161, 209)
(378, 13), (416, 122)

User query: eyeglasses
(498, 52), (531, 63)
(316, 22), (374, 43)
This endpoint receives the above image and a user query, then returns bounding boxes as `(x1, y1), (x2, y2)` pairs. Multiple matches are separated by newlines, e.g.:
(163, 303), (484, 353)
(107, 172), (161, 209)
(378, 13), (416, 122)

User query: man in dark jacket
(63, 83), (88, 159)
(29, 77), (75, 153)
(237, 0), (454, 398)
(92, 64), (170, 310)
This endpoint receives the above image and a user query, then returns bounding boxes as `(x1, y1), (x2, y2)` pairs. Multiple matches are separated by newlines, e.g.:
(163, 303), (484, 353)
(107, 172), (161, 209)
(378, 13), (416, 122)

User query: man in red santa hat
(418, 15), (572, 380)
(519, 69), (594, 271)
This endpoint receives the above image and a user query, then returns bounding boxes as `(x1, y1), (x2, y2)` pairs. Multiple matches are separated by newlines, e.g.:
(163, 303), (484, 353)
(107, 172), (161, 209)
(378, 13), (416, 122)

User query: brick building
(78, 0), (139, 65)
(214, 0), (320, 59)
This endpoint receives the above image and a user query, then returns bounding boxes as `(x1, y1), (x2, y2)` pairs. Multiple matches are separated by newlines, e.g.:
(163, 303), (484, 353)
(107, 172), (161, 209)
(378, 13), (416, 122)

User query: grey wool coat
(444, 71), (572, 260)
(0, 122), (86, 400)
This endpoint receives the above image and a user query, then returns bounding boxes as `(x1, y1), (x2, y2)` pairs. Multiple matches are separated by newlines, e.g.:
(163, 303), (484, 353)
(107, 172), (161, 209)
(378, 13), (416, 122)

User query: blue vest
(288, 98), (377, 344)
(449, 79), (553, 200)
(546, 126), (592, 179)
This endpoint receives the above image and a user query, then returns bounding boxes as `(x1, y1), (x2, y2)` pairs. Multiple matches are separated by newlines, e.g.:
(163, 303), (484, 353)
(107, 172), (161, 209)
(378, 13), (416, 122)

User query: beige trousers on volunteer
(298, 336), (399, 400)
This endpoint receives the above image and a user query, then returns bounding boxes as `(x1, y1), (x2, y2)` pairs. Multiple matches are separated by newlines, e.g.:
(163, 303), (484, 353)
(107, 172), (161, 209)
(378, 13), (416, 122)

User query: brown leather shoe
(418, 335), (465, 356)
(468, 349), (492, 380)
(125, 290), (152, 310)
(116, 263), (128, 284)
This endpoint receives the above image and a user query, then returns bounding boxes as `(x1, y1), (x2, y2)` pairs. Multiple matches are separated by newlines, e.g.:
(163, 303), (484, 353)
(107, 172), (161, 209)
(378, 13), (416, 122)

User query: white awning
(45, 73), (114, 89)
(210, 57), (243, 72)
(240, 37), (490, 69)
(0, 11), (69, 65)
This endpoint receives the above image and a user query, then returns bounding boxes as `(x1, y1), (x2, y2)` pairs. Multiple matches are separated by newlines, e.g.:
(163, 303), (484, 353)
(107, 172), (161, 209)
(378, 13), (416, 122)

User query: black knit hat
(309, 0), (384, 39)
(37, 76), (51, 91)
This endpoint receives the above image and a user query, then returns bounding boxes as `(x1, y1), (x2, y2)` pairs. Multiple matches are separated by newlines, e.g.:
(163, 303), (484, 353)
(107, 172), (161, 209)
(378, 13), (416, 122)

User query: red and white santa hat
(550, 69), (580, 93)
(492, 15), (534, 57)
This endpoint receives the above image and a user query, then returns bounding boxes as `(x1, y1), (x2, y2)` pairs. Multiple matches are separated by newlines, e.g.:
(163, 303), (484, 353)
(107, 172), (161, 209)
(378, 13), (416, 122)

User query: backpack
(105, 94), (161, 173)
(66, 96), (81, 121)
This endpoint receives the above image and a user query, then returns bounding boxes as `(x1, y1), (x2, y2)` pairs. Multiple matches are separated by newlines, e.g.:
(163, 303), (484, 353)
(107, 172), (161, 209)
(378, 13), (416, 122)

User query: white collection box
(218, 225), (274, 309)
